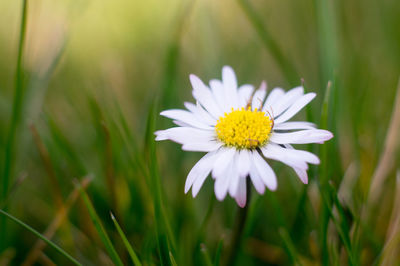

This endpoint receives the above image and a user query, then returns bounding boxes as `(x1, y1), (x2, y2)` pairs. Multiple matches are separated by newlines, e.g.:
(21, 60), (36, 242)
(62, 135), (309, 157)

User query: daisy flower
(155, 66), (333, 207)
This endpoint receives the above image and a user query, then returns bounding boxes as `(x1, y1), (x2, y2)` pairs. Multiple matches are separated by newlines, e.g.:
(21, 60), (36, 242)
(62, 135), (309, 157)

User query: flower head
(155, 66), (333, 207)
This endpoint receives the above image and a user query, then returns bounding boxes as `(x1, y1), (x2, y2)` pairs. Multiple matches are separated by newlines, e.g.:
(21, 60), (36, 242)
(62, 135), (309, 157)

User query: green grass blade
(328, 183), (357, 265)
(213, 239), (224, 266)
(200, 244), (213, 266)
(75, 182), (123, 266)
(319, 81), (333, 265)
(169, 252), (178, 266)
(110, 212), (142, 266)
(320, 81), (332, 185)
(314, 0), (338, 83)
(145, 102), (176, 265)
(2, 0), (29, 200)
(0, 209), (81, 266)
(278, 227), (303, 266)
(320, 188), (355, 265)
(1, 0), (29, 251)
(160, 1), (195, 109)
(45, 113), (87, 176)
(236, 0), (298, 86)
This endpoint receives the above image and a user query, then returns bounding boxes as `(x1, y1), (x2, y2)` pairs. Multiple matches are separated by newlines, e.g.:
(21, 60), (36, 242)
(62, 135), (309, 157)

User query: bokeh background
(0, 0), (400, 265)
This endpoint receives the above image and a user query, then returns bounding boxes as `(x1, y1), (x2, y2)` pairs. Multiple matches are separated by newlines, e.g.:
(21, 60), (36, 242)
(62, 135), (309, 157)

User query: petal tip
(268, 183), (278, 191)
(236, 201), (246, 208)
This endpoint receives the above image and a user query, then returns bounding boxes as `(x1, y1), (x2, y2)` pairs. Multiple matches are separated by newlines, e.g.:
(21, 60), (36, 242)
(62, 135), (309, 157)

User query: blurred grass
(0, 0), (400, 265)
(0, 0), (28, 251)
(0, 209), (81, 265)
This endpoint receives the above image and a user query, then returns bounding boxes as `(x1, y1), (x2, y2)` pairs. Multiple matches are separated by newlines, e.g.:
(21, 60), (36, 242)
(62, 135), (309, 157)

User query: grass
(0, 0), (28, 251)
(0, 0), (400, 265)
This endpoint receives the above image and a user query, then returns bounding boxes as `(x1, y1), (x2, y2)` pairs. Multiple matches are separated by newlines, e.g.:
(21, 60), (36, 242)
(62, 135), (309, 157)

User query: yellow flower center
(215, 107), (273, 149)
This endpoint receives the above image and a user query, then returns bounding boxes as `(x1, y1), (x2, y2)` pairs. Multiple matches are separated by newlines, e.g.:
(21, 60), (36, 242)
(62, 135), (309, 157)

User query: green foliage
(0, 0), (400, 265)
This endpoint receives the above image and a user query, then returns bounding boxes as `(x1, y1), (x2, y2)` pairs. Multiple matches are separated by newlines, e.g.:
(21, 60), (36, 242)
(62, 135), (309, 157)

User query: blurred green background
(0, 0), (400, 265)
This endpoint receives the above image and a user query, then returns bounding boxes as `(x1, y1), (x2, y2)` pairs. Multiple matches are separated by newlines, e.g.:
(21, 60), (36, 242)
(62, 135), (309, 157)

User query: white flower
(155, 66), (333, 207)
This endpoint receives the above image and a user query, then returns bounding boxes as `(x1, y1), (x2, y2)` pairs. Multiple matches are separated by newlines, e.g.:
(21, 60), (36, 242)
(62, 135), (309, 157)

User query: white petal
(160, 109), (212, 130)
(249, 168), (265, 194)
(261, 144), (308, 170)
(222, 66), (239, 109)
(211, 147), (236, 179)
(263, 87), (285, 112)
(190, 74), (223, 118)
(274, 93), (316, 124)
(184, 102), (216, 126)
(251, 151), (277, 190)
(270, 86), (304, 117)
(214, 162), (234, 201)
(191, 151), (221, 196)
(273, 121), (316, 130)
(196, 102), (218, 125)
(155, 127), (214, 144)
(228, 164), (240, 197)
(183, 102), (196, 112)
(270, 129), (333, 144)
(172, 120), (191, 127)
(209, 79), (228, 113)
(238, 84), (254, 108)
(184, 151), (218, 195)
(222, 66), (238, 89)
(235, 178), (247, 207)
(261, 143), (319, 171)
(252, 81), (267, 110)
(236, 149), (251, 177)
(279, 144), (309, 184)
(182, 141), (222, 152)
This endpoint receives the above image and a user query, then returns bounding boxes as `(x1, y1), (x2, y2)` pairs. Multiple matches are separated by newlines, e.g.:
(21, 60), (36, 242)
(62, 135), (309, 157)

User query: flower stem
(225, 178), (251, 266)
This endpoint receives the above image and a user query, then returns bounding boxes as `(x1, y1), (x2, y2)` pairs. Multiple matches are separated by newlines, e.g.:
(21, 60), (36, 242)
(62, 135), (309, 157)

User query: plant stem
(2, 0), (28, 203)
(1, 0), (29, 251)
(225, 178), (251, 266)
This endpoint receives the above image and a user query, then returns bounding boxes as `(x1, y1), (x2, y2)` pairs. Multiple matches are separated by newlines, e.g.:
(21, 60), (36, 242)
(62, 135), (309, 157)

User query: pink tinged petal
(276, 144), (309, 184)
(222, 66), (239, 109)
(160, 109), (212, 130)
(270, 129), (333, 144)
(270, 86), (304, 117)
(155, 127), (214, 144)
(273, 121), (316, 130)
(252, 151), (277, 191)
(185, 151), (218, 195)
(209, 79), (228, 113)
(274, 93), (316, 124)
(263, 87), (285, 112)
(182, 141), (222, 152)
(236, 149), (251, 177)
(238, 84), (254, 108)
(252, 81), (267, 110)
(235, 178), (247, 208)
(249, 168), (265, 194)
(211, 147), (236, 179)
(293, 167), (308, 184)
(190, 74), (223, 118)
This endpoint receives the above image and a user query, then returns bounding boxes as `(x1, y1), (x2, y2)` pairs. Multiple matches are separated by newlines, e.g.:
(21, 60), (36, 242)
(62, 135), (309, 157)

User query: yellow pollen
(215, 107), (273, 149)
